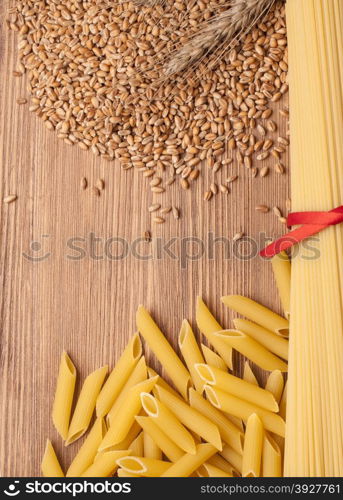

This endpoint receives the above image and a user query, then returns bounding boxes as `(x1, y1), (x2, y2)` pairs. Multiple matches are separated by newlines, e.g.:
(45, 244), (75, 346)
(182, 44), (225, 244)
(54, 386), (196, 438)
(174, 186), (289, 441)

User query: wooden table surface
(0, 0), (289, 477)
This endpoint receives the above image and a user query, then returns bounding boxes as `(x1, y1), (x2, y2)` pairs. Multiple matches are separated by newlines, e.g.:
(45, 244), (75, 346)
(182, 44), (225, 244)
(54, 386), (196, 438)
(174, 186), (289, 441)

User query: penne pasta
(265, 370), (284, 404)
(143, 431), (162, 460)
(207, 454), (237, 476)
(199, 463), (233, 478)
(117, 456), (171, 477)
(221, 295), (289, 337)
(215, 330), (288, 372)
(242, 413), (264, 477)
(96, 334), (142, 418)
(234, 318), (289, 361)
(52, 352), (76, 440)
(66, 418), (107, 477)
(140, 392), (196, 454)
(204, 385), (285, 437)
(271, 251), (291, 319)
(196, 297), (233, 369)
(98, 377), (158, 451)
(243, 362), (259, 386)
(107, 356), (147, 427)
(201, 344), (227, 371)
(105, 421), (142, 452)
(279, 380), (287, 420)
(189, 389), (244, 454)
(147, 367), (182, 400)
(136, 305), (191, 399)
(41, 440), (64, 477)
(135, 416), (183, 462)
(117, 469), (139, 477)
(161, 443), (217, 477)
(195, 364), (278, 412)
(81, 450), (130, 477)
(66, 365), (108, 445)
(262, 432), (282, 477)
(178, 320), (205, 393)
(220, 445), (242, 474)
(155, 385), (222, 450)
(129, 432), (144, 456)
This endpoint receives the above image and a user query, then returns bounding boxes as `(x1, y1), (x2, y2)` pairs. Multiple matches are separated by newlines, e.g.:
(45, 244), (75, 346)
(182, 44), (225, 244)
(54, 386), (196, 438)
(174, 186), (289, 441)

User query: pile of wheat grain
(7, 0), (288, 222)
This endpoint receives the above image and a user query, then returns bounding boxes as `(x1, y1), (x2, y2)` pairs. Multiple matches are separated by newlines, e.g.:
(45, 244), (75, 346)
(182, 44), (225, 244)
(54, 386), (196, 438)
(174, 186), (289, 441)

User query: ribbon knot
(260, 205), (343, 258)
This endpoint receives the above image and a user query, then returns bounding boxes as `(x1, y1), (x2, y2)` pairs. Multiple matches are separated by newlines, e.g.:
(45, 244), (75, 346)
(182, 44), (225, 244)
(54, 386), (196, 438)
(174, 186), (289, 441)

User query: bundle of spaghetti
(284, 0), (343, 476)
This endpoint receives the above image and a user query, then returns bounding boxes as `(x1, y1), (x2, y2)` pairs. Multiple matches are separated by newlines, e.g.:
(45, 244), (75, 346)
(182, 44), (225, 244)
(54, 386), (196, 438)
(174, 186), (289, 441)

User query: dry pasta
(143, 431), (162, 460)
(52, 352), (76, 441)
(271, 251), (291, 319)
(117, 456), (171, 477)
(242, 413), (264, 477)
(262, 432), (282, 477)
(243, 362), (259, 386)
(178, 319), (205, 393)
(135, 416), (183, 462)
(161, 443), (217, 477)
(199, 463), (233, 478)
(41, 440), (64, 477)
(81, 450), (130, 477)
(201, 344), (227, 371)
(129, 432), (144, 456)
(265, 371), (284, 405)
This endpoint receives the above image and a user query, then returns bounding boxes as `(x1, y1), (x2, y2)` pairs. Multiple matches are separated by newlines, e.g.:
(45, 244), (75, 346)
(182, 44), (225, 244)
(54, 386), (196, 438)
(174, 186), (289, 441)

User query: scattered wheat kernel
(219, 184), (229, 194)
(166, 176), (175, 186)
(80, 177), (88, 190)
(244, 156), (252, 169)
(153, 216), (165, 224)
(210, 183), (218, 195)
(278, 136), (289, 146)
(255, 205), (269, 213)
(180, 178), (189, 190)
(96, 179), (105, 190)
(160, 206), (172, 214)
(227, 175), (238, 183)
(16, 98), (27, 105)
(144, 231), (152, 242)
(3, 194), (17, 204)
(204, 190), (212, 201)
(251, 167), (258, 178)
(151, 186), (165, 193)
(189, 169), (200, 181)
(149, 177), (162, 187)
(273, 206), (282, 217)
(222, 158), (233, 166)
(233, 232), (244, 242)
(260, 166), (269, 177)
(143, 170), (154, 178)
(213, 162), (222, 173)
(92, 187), (101, 197)
(172, 206), (180, 219)
(274, 163), (285, 174)
(279, 217), (287, 224)
(257, 152), (269, 161)
(148, 203), (161, 212)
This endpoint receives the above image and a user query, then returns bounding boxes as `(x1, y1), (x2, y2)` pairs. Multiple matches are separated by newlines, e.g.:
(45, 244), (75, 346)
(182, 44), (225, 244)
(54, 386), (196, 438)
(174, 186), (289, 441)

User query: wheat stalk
(165, 0), (277, 76)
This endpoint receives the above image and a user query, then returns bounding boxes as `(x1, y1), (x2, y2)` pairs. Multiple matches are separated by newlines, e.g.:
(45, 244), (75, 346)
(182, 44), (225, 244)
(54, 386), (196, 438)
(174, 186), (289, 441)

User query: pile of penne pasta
(42, 253), (290, 478)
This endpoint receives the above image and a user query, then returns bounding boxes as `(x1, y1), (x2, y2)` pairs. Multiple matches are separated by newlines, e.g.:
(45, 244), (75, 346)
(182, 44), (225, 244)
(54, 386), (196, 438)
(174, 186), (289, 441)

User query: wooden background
(0, 0), (289, 477)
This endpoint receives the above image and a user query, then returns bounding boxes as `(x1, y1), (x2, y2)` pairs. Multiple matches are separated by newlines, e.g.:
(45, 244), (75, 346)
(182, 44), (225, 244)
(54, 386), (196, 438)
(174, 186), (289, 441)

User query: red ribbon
(260, 205), (343, 258)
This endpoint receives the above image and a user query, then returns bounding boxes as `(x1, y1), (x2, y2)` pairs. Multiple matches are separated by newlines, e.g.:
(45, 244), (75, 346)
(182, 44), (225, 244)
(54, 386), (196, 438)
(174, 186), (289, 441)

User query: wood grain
(0, 0), (289, 476)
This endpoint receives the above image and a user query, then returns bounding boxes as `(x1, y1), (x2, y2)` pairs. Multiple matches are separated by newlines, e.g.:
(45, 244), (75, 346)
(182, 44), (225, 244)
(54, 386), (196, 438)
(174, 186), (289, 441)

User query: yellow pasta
(98, 376), (158, 451)
(66, 365), (108, 445)
(106, 421), (142, 452)
(178, 319), (205, 393)
(233, 318), (288, 361)
(265, 370), (284, 405)
(201, 344), (227, 371)
(117, 456), (171, 477)
(66, 418), (107, 477)
(271, 251), (291, 319)
(41, 440), (64, 477)
(136, 305), (191, 399)
(96, 333), (142, 417)
(155, 385), (222, 450)
(199, 463), (233, 477)
(81, 450), (130, 477)
(143, 431), (162, 460)
(195, 364), (278, 412)
(107, 356), (147, 426)
(196, 297), (233, 369)
(215, 330), (288, 372)
(136, 416), (183, 462)
(117, 469), (139, 477)
(161, 443), (217, 477)
(147, 367), (182, 399)
(263, 432), (282, 477)
(52, 351), (76, 440)
(189, 388), (244, 454)
(242, 413), (264, 477)
(220, 445), (242, 474)
(279, 380), (287, 420)
(204, 385), (285, 437)
(243, 362), (259, 386)
(140, 392), (196, 454)
(129, 432), (144, 456)
(206, 455), (237, 476)
(222, 295), (289, 337)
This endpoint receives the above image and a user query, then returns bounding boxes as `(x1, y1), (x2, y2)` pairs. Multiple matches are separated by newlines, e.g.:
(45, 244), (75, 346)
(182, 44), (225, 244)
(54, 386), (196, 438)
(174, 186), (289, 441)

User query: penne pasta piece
(204, 385), (285, 437)
(52, 352), (76, 440)
(99, 377), (158, 451)
(195, 364), (278, 412)
(242, 413), (264, 477)
(189, 389), (244, 454)
(220, 445), (242, 474)
(271, 251), (291, 319)
(196, 297), (233, 369)
(66, 418), (107, 477)
(265, 371), (284, 404)
(178, 320), (205, 393)
(155, 385), (222, 451)
(117, 469), (139, 477)
(201, 344), (227, 371)
(81, 450), (130, 477)
(136, 305), (191, 399)
(129, 432), (144, 456)
(143, 431), (162, 460)
(140, 392), (196, 454)
(66, 365), (108, 445)
(147, 367), (182, 400)
(279, 380), (287, 420)
(107, 356), (147, 426)
(96, 334), (142, 417)
(103, 421), (141, 453)
(207, 454), (237, 476)
(221, 295), (289, 337)
(41, 440), (64, 477)
(161, 443), (217, 477)
(243, 362), (259, 386)
(234, 318), (288, 361)
(262, 432), (282, 477)
(117, 456), (171, 477)
(135, 416), (183, 462)
(215, 330), (288, 372)
(199, 462), (233, 478)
